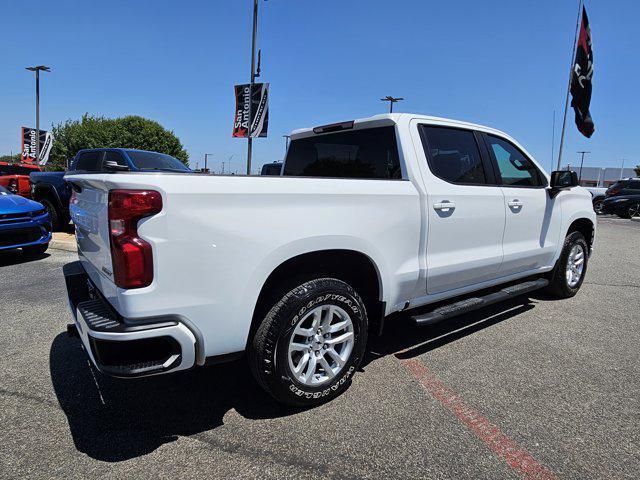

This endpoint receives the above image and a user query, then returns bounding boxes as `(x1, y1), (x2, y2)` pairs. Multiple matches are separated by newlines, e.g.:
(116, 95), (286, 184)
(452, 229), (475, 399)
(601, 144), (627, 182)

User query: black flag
(570, 6), (595, 137)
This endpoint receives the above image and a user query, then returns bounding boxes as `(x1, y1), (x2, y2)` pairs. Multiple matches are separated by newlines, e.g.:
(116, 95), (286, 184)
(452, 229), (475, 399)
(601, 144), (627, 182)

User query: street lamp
(380, 96), (403, 113)
(576, 151), (590, 182)
(25, 65), (51, 163)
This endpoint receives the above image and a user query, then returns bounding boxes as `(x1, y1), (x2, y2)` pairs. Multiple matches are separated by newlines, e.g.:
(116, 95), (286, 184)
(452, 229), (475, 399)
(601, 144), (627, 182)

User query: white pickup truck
(64, 114), (596, 406)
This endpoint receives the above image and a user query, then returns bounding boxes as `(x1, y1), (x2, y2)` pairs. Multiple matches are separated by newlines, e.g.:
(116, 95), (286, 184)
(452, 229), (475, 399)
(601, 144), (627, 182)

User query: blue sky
(1, 0), (637, 173)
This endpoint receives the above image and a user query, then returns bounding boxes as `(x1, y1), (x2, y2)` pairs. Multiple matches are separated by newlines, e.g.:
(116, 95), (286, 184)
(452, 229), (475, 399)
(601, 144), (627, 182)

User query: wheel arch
(566, 217), (595, 252)
(248, 249), (384, 347)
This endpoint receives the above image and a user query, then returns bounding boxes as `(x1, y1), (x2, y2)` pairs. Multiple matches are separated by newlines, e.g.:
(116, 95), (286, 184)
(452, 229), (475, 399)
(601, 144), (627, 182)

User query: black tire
(249, 278), (368, 407)
(546, 231), (589, 298)
(625, 203), (640, 219)
(593, 198), (604, 215)
(40, 198), (63, 230)
(22, 243), (49, 256)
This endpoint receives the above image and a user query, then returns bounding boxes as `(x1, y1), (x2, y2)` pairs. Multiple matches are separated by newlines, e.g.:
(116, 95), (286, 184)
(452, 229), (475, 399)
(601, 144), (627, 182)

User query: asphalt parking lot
(0, 216), (638, 479)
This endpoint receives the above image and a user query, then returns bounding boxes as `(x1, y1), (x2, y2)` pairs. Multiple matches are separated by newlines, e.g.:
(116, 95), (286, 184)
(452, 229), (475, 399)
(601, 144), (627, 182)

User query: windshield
(127, 151), (191, 172)
(0, 185), (10, 195)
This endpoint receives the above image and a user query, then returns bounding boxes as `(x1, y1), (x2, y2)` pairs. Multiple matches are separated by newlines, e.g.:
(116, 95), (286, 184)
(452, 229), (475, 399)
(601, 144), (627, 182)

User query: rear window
(283, 126), (402, 179)
(74, 152), (103, 171)
(127, 151), (190, 172)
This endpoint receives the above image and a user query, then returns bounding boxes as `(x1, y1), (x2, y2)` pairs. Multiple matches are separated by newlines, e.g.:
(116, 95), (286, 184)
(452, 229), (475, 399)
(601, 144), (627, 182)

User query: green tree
(47, 114), (189, 170)
(634, 165), (640, 177)
(0, 154), (21, 163)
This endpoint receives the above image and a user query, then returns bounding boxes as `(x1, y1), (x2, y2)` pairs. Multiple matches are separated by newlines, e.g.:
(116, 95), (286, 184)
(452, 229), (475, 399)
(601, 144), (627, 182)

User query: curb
(50, 233), (77, 253)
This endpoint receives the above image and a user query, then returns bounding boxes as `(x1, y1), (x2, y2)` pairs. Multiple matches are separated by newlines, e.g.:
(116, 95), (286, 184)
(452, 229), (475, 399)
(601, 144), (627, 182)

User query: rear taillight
(108, 189), (162, 289)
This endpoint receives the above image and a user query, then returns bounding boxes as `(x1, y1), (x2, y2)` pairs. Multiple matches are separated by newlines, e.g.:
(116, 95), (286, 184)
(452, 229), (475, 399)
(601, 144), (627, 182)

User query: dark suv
(605, 178), (640, 198)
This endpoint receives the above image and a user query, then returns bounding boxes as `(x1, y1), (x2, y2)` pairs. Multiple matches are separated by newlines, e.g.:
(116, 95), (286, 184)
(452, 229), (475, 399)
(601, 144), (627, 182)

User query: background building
(562, 165), (637, 187)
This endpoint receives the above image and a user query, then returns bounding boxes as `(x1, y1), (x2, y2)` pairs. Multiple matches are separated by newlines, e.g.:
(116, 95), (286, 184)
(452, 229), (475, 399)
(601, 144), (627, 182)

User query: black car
(602, 194), (640, 219)
(605, 178), (640, 198)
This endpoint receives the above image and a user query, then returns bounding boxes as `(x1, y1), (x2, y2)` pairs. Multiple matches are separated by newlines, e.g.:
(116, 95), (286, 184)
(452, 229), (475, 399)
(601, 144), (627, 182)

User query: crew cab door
(416, 124), (506, 294)
(481, 133), (562, 274)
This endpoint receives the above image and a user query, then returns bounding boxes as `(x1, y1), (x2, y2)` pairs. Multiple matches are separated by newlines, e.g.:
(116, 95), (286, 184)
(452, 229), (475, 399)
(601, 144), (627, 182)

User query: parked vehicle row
(30, 148), (192, 229)
(64, 113), (595, 407)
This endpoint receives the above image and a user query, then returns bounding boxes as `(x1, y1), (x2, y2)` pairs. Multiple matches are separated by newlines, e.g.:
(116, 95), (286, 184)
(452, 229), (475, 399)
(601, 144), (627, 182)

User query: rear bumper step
(412, 278), (549, 326)
(63, 261), (196, 378)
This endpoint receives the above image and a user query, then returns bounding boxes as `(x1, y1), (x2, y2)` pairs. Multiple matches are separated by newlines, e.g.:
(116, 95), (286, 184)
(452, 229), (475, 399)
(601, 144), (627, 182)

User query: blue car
(0, 185), (51, 255)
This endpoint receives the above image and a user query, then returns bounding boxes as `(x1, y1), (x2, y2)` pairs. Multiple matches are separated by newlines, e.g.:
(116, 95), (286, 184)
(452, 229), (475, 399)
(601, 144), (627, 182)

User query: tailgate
(67, 175), (114, 283)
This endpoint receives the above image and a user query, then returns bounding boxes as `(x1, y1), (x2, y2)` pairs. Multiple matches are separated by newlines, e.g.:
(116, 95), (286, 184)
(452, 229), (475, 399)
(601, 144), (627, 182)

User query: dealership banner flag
(21, 127), (49, 164)
(570, 6), (594, 137)
(38, 131), (55, 166)
(232, 83), (269, 138)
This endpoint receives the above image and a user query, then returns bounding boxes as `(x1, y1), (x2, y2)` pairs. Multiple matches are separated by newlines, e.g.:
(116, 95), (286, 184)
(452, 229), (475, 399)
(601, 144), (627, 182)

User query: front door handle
(433, 201), (456, 211)
(508, 200), (523, 208)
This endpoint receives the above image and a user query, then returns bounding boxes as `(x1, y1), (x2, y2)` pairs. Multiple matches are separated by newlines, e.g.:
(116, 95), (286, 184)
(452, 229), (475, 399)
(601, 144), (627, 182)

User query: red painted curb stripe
(398, 358), (557, 480)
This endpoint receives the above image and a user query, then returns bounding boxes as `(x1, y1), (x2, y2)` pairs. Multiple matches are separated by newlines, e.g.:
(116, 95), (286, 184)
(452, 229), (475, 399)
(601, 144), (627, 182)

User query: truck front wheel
(249, 278), (368, 407)
(546, 231), (589, 298)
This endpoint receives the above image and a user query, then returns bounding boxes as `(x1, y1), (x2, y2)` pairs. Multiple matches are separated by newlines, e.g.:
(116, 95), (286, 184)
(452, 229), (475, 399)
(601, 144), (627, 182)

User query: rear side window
(420, 126), (486, 184)
(283, 126), (401, 179)
(485, 135), (543, 187)
(628, 180), (640, 190)
(74, 152), (103, 172)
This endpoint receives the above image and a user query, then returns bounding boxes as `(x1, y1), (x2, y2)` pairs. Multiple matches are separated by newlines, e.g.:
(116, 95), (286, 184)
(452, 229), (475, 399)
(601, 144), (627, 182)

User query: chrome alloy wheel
(629, 203), (640, 218)
(287, 304), (355, 386)
(566, 244), (585, 288)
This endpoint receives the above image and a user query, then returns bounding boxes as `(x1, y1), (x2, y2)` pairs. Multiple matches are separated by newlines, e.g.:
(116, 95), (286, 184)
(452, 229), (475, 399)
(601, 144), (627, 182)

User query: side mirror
(549, 170), (578, 198)
(104, 160), (130, 172)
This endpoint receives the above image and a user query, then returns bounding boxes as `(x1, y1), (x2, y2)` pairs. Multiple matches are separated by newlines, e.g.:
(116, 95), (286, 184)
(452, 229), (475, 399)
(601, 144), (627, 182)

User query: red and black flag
(570, 6), (594, 137)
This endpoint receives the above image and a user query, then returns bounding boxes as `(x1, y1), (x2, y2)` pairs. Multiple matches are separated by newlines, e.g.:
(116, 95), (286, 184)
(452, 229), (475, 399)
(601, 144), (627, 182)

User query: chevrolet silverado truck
(63, 114), (596, 406)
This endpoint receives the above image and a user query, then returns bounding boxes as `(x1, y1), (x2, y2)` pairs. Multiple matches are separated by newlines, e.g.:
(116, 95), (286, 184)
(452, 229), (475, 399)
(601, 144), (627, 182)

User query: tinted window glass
(74, 152), (102, 172)
(127, 151), (190, 171)
(283, 126), (401, 179)
(486, 135), (541, 187)
(628, 180), (640, 190)
(420, 126), (486, 184)
(104, 151), (128, 168)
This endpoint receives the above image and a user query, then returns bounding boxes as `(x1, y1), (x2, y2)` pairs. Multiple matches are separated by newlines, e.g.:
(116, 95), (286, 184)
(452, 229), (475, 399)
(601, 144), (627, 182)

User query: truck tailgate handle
(433, 201), (456, 211)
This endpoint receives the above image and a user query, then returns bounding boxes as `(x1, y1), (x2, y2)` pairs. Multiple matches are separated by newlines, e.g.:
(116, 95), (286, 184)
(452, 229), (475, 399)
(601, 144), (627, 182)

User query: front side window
(127, 151), (190, 172)
(283, 126), (401, 179)
(420, 126), (487, 184)
(103, 151), (128, 168)
(485, 135), (543, 187)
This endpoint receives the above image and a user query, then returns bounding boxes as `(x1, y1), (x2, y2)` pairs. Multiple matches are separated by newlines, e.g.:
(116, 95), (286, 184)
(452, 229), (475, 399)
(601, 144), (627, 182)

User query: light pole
(576, 150), (590, 182)
(246, 0), (261, 175)
(380, 96), (403, 113)
(204, 153), (213, 173)
(25, 65), (51, 163)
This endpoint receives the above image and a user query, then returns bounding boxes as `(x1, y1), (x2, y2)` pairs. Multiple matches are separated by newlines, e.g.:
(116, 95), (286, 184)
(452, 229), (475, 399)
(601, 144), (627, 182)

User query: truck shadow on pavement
(0, 251), (50, 267)
(50, 296), (538, 462)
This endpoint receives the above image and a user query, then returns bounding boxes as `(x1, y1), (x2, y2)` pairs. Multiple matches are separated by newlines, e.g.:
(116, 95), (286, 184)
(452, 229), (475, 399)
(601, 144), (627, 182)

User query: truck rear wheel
(249, 278), (368, 407)
(546, 231), (589, 298)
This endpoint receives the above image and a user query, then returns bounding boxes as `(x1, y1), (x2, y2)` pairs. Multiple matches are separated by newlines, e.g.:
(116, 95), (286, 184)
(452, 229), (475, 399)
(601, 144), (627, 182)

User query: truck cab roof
(291, 113), (513, 141)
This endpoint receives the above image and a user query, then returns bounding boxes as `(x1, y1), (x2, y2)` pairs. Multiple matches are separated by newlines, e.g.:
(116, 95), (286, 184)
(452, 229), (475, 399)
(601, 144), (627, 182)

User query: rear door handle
(508, 200), (523, 208)
(433, 201), (456, 211)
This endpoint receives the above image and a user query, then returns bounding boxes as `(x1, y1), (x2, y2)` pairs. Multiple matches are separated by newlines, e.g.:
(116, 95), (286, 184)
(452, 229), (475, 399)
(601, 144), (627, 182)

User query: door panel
(426, 184), (506, 293)
(417, 125), (506, 295)
(483, 133), (562, 274)
(500, 187), (561, 274)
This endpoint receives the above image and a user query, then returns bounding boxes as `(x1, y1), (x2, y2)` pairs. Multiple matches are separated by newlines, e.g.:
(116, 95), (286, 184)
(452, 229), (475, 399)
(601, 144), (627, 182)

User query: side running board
(411, 278), (549, 326)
